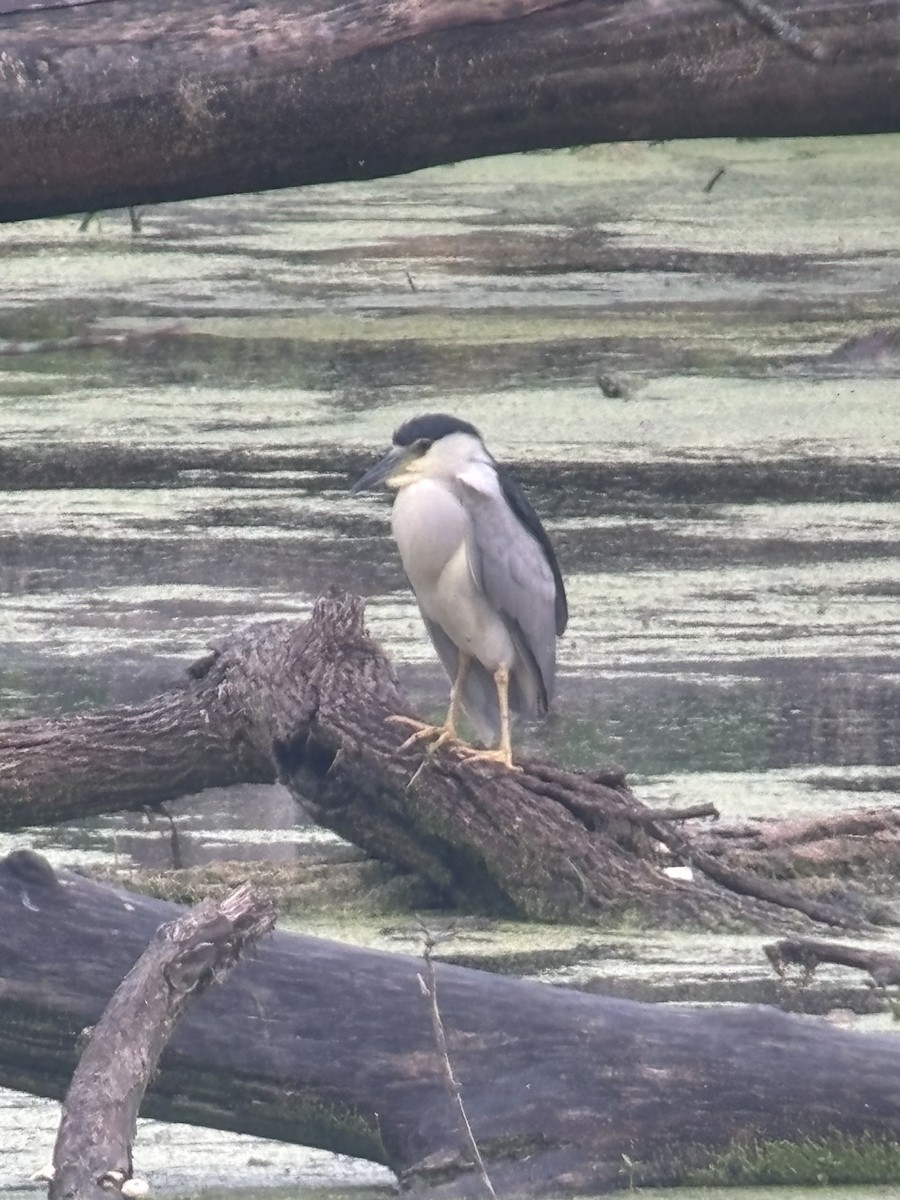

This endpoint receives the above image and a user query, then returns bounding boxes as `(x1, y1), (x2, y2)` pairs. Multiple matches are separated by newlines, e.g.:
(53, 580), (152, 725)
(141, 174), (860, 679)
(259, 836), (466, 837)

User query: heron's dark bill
(351, 445), (414, 493)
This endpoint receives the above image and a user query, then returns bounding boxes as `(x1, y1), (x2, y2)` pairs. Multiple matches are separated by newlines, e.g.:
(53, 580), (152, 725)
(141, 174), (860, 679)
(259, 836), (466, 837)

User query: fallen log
(1, 0), (899, 223)
(0, 592), (865, 930)
(51, 883), (276, 1200)
(3, 851), (900, 1198)
(766, 937), (900, 988)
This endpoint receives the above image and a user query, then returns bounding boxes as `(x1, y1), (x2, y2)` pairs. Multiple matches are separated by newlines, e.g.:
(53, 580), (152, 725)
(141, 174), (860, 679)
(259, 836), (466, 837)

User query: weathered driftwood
(51, 883), (276, 1200)
(699, 806), (900, 895)
(3, 851), (900, 1199)
(0, 592), (871, 931)
(767, 937), (900, 988)
(1, 0), (899, 223)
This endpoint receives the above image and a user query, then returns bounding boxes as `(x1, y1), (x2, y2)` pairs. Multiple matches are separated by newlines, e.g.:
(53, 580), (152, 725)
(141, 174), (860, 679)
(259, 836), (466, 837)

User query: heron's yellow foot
(385, 715), (461, 754)
(401, 725), (461, 754)
(456, 744), (521, 771)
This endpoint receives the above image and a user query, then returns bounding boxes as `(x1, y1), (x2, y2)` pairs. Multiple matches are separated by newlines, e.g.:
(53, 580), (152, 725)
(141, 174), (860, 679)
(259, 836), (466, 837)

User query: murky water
(2, 135), (900, 1194)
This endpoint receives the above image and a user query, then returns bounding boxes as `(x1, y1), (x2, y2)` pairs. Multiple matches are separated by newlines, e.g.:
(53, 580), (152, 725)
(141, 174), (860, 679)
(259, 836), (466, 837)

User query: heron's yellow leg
(457, 665), (518, 769)
(387, 654), (472, 751)
(444, 652), (471, 736)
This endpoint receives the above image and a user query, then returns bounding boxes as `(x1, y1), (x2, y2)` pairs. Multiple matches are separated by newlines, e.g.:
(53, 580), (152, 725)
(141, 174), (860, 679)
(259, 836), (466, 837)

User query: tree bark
(50, 883), (276, 1200)
(0, 0), (898, 224)
(3, 851), (900, 1198)
(0, 591), (870, 931)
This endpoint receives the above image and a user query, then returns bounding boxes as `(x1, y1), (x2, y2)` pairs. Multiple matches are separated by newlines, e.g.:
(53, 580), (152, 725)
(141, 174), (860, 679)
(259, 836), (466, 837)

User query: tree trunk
(51, 884), (275, 1200)
(3, 850), (900, 1198)
(0, 0), (898, 223)
(0, 592), (870, 931)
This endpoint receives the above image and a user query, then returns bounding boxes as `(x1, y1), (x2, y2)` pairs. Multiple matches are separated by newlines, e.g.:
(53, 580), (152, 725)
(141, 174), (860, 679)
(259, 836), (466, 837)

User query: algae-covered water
(2, 135), (900, 1195)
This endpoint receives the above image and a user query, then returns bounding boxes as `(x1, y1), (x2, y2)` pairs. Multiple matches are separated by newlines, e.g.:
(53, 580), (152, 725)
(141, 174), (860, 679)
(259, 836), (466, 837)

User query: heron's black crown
(393, 413), (481, 447)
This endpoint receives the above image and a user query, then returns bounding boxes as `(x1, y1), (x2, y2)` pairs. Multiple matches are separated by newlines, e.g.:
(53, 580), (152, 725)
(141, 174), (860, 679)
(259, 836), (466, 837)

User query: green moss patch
(684, 1133), (900, 1187)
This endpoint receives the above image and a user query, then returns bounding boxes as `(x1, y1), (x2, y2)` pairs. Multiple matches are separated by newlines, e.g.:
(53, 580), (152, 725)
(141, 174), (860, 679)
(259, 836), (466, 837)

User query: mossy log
(1, 0), (899, 223)
(0, 592), (877, 931)
(51, 883), (275, 1200)
(3, 850), (900, 1198)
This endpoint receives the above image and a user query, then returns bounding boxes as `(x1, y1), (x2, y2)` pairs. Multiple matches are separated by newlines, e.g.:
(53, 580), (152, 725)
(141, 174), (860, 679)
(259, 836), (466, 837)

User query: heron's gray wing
(418, 611), (500, 742)
(496, 469), (568, 635)
(462, 479), (560, 718)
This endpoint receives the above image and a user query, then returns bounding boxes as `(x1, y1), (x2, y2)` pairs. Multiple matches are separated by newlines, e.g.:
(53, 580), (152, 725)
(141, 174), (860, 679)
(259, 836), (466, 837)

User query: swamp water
(1, 135), (899, 1196)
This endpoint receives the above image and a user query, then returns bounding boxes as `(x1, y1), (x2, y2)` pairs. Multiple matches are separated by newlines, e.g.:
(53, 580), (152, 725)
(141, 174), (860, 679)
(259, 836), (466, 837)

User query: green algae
(682, 1133), (900, 1188)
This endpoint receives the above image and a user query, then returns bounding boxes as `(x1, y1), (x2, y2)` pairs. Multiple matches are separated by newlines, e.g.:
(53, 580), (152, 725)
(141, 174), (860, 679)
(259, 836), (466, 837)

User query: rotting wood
(50, 882), (276, 1200)
(0, 591), (875, 931)
(0, 0), (898, 223)
(4, 852), (900, 1199)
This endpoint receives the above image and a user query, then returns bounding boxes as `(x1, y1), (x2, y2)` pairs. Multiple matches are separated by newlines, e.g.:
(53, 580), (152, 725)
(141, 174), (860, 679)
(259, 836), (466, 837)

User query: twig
(78, 206), (143, 233)
(417, 925), (495, 1199)
(721, 0), (830, 63)
(642, 802), (719, 824)
(143, 802), (184, 869)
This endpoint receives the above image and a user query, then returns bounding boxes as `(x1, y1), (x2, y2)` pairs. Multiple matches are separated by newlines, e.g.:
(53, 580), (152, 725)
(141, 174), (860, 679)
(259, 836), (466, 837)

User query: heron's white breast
(391, 480), (467, 588)
(391, 479), (515, 671)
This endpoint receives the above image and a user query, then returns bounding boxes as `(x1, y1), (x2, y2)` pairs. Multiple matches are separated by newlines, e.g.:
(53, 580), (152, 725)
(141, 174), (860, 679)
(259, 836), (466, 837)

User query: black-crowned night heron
(352, 413), (567, 767)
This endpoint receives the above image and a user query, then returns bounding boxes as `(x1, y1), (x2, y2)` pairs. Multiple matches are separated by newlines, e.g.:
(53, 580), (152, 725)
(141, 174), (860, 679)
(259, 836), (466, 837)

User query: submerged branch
(766, 937), (900, 988)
